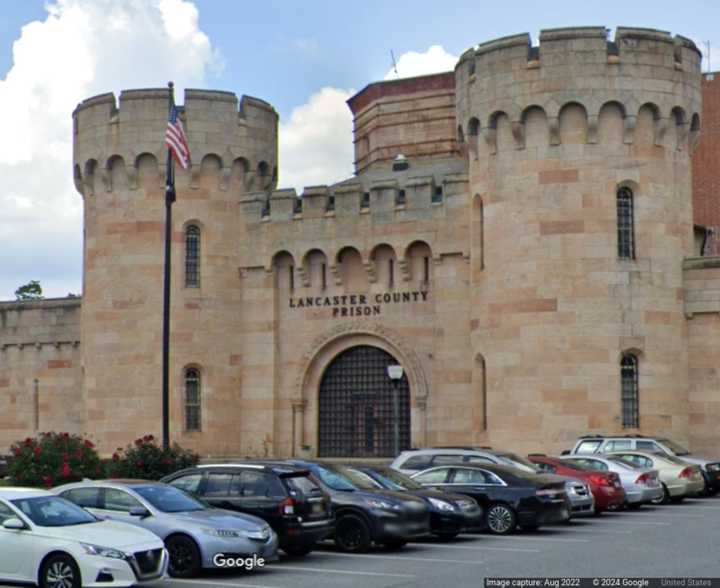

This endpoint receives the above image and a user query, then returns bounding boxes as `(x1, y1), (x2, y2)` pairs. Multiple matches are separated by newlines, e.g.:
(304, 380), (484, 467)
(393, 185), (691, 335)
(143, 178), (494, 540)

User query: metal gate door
(318, 345), (410, 458)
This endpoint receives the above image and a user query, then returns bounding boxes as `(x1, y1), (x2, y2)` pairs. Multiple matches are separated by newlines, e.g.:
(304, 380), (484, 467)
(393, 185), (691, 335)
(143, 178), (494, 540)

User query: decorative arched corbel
(548, 116), (560, 146)
(189, 163), (201, 189)
(654, 117), (669, 146)
(511, 121), (525, 150)
(329, 264), (342, 286)
(297, 266), (310, 288)
(126, 166), (138, 190)
(101, 168), (112, 193)
(398, 258), (411, 281)
(587, 114), (599, 144)
(219, 167), (232, 191)
(676, 123), (689, 151)
(482, 126), (497, 155)
(365, 261), (377, 283)
(623, 115), (637, 145)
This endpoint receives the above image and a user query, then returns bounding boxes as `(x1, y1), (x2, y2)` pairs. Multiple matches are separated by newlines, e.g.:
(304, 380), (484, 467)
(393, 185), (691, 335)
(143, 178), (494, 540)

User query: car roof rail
(620, 434), (648, 438)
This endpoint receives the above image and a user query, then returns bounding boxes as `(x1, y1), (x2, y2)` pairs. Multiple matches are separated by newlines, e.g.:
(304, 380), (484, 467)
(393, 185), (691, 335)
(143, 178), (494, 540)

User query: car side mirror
(129, 507), (150, 518)
(2, 517), (26, 530)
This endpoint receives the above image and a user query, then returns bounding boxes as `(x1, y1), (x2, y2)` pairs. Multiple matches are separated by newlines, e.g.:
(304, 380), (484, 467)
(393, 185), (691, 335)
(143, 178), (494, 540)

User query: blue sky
(0, 0), (718, 300)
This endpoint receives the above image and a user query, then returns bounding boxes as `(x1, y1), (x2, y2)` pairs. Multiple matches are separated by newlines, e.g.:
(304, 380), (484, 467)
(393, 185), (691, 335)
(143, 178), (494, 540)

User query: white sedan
(0, 488), (167, 588)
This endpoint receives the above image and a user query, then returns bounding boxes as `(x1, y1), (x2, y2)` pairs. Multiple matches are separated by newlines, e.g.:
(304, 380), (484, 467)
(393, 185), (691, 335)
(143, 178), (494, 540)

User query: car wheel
(40, 553), (81, 588)
(486, 503), (517, 535)
(651, 483), (671, 505)
(166, 534), (202, 578)
(334, 514), (372, 553)
(434, 532), (459, 541)
(283, 545), (313, 557)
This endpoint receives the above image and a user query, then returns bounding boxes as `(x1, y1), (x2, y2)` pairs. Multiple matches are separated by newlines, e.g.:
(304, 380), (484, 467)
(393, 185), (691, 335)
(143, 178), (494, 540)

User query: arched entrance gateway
(318, 345), (411, 458)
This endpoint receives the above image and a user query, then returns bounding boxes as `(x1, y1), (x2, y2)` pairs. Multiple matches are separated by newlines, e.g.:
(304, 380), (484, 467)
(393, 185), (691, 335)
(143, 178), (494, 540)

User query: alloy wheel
(487, 504), (515, 534)
(44, 560), (76, 588)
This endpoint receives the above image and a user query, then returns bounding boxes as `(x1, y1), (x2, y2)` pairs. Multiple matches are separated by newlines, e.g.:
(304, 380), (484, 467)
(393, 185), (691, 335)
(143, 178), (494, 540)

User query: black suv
(281, 459), (431, 552)
(161, 463), (334, 556)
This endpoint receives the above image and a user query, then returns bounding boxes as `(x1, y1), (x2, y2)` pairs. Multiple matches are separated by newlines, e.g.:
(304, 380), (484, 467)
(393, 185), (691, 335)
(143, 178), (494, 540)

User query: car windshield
(337, 467), (384, 491)
(658, 438), (690, 456)
(498, 453), (539, 471)
(371, 468), (424, 491)
(12, 496), (98, 527)
(133, 485), (206, 513)
(607, 456), (642, 470)
(311, 466), (358, 491)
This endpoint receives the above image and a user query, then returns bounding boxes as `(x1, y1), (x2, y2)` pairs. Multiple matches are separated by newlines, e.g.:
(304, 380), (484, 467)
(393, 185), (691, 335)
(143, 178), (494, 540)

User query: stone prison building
(2, 26), (720, 459)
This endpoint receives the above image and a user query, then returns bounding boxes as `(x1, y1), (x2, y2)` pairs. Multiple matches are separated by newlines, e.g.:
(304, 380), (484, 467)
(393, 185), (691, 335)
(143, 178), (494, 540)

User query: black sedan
(282, 459), (431, 552)
(410, 463), (570, 535)
(342, 464), (483, 540)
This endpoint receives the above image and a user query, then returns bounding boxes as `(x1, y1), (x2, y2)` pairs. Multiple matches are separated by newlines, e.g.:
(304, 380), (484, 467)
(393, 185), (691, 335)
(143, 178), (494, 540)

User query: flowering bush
(106, 435), (199, 480)
(8, 432), (103, 488)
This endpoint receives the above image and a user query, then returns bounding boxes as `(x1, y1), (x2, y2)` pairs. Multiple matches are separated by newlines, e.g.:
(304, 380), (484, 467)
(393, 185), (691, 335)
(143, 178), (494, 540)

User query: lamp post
(387, 364), (404, 457)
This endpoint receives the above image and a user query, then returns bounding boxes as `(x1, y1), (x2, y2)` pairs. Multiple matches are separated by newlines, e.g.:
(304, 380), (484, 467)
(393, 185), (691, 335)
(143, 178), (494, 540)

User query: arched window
(621, 355), (639, 428)
(185, 225), (200, 287)
(185, 368), (201, 432)
(617, 187), (635, 259)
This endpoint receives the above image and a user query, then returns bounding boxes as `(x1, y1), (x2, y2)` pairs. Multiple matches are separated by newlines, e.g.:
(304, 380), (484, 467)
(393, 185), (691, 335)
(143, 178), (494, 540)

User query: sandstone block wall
(0, 299), (83, 448)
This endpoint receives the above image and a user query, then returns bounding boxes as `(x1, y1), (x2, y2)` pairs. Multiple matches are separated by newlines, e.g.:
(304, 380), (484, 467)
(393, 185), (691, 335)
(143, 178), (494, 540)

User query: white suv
(390, 447), (536, 475)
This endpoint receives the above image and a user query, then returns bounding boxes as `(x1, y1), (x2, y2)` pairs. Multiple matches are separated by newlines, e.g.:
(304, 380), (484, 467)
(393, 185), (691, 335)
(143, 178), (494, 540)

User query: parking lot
(122, 497), (720, 588)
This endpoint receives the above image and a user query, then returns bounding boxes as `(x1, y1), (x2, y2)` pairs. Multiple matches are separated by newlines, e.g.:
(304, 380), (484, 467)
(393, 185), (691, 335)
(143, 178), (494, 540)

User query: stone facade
(2, 26), (720, 458)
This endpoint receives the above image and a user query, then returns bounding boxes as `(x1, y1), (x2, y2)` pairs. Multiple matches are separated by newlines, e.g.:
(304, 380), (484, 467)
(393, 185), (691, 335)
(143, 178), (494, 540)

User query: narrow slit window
(185, 225), (200, 287)
(423, 256), (430, 284)
(617, 187), (635, 259)
(621, 355), (639, 428)
(185, 368), (201, 432)
(389, 258), (395, 288)
(321, 263), (327, 289)
(289, 266), (295, 291)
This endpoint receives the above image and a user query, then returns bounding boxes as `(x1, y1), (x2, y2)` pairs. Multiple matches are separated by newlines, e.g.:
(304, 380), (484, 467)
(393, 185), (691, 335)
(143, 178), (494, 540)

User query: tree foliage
(15, 280), (43, 300)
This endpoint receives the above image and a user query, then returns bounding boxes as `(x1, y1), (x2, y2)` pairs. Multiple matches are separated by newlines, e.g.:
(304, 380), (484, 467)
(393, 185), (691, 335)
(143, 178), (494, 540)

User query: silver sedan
(559, 455), (664, 507)
(54, 480), (278, 577)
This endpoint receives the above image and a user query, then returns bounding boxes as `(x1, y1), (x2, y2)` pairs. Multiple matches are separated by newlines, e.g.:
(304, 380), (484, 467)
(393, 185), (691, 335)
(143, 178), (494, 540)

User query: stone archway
(293, 323), (429, 457)
(318, 345), (410, 458)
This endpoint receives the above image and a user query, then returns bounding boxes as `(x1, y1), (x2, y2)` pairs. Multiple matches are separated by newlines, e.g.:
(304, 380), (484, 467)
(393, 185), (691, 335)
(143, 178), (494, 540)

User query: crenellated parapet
(456, 27), (702, 154)
(239, 172), (469, 272)
(73, 88), (278, 198)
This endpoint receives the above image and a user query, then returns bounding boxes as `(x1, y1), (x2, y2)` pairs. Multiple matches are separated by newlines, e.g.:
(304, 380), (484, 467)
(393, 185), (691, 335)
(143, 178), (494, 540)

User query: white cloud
(384, 45), (458, 80)
(0, 0), (219, 300)
(278, 45), (460, 193)
(278, 86), (356, 192)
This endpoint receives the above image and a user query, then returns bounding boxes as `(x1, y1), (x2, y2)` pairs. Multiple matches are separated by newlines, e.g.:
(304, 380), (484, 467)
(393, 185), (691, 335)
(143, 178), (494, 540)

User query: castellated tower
(457, 27), (702, 451)
(73, 88), (278, 454)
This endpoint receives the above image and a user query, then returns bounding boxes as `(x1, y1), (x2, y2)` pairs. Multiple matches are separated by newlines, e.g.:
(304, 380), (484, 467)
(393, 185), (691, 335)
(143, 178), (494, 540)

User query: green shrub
(106, 435), (199, 480)
(8, 432), (103, 488)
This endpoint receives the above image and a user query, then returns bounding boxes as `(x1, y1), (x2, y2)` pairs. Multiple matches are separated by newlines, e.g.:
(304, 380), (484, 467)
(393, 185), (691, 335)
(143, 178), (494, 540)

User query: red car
(529, 455), (626, 514)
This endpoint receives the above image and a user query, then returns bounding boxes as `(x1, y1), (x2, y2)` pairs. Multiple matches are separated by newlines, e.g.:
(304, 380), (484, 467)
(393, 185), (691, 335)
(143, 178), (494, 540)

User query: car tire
(283, 545), (313, 557)
(166, 534), (202, 578)
(486, 503), (517, 535)
(651, 483), (671, 505)
(334, 514), (372, 553)
(40, 553), (81, 588)
(434, 532), (459, 541)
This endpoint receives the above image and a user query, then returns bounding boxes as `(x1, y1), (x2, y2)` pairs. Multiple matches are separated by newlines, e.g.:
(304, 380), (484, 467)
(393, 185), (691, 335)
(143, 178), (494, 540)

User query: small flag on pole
(165, 104), (190, 169)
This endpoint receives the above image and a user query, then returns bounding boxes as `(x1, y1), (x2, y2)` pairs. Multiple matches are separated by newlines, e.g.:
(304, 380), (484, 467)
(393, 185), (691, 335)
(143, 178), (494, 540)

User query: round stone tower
(73, 88), (278, 454)
(457, 27), (702, 451)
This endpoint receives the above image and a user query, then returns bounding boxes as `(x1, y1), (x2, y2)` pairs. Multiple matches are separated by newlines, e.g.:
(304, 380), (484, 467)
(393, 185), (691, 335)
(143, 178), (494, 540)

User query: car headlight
(247, 527), (272, 541)
(80, 543), (126, 559)
(366, 498), (402, 511)
(428, 497), (456, 512)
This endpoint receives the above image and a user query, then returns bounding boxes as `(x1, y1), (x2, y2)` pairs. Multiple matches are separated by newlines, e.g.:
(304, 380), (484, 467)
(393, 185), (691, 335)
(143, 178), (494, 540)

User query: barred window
(617, 187), (635, 259)
(621, 355), (639, 428)
(185, 368), (201, 432)
(185, 225), (200, 287)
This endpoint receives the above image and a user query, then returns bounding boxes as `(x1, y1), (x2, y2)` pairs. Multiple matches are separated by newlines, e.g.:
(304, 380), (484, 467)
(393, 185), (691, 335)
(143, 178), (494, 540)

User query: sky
(0, 0), (718, 300)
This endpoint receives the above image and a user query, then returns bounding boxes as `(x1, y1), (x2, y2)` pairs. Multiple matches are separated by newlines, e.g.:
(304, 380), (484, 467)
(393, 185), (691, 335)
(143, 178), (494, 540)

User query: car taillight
(678, 467), (694, 479)
(635, 473), (650, 484)
(279, 497), (296, 515)
(589, 474), (612, 486)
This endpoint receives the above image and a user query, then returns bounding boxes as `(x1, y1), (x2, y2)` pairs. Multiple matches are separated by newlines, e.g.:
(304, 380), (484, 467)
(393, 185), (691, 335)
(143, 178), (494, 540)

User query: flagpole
(162, 81), (176, 451)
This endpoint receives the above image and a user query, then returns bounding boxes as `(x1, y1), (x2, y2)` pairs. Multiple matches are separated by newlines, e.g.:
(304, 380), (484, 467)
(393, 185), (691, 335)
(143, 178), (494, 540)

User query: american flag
(165, 105), (190, 169)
